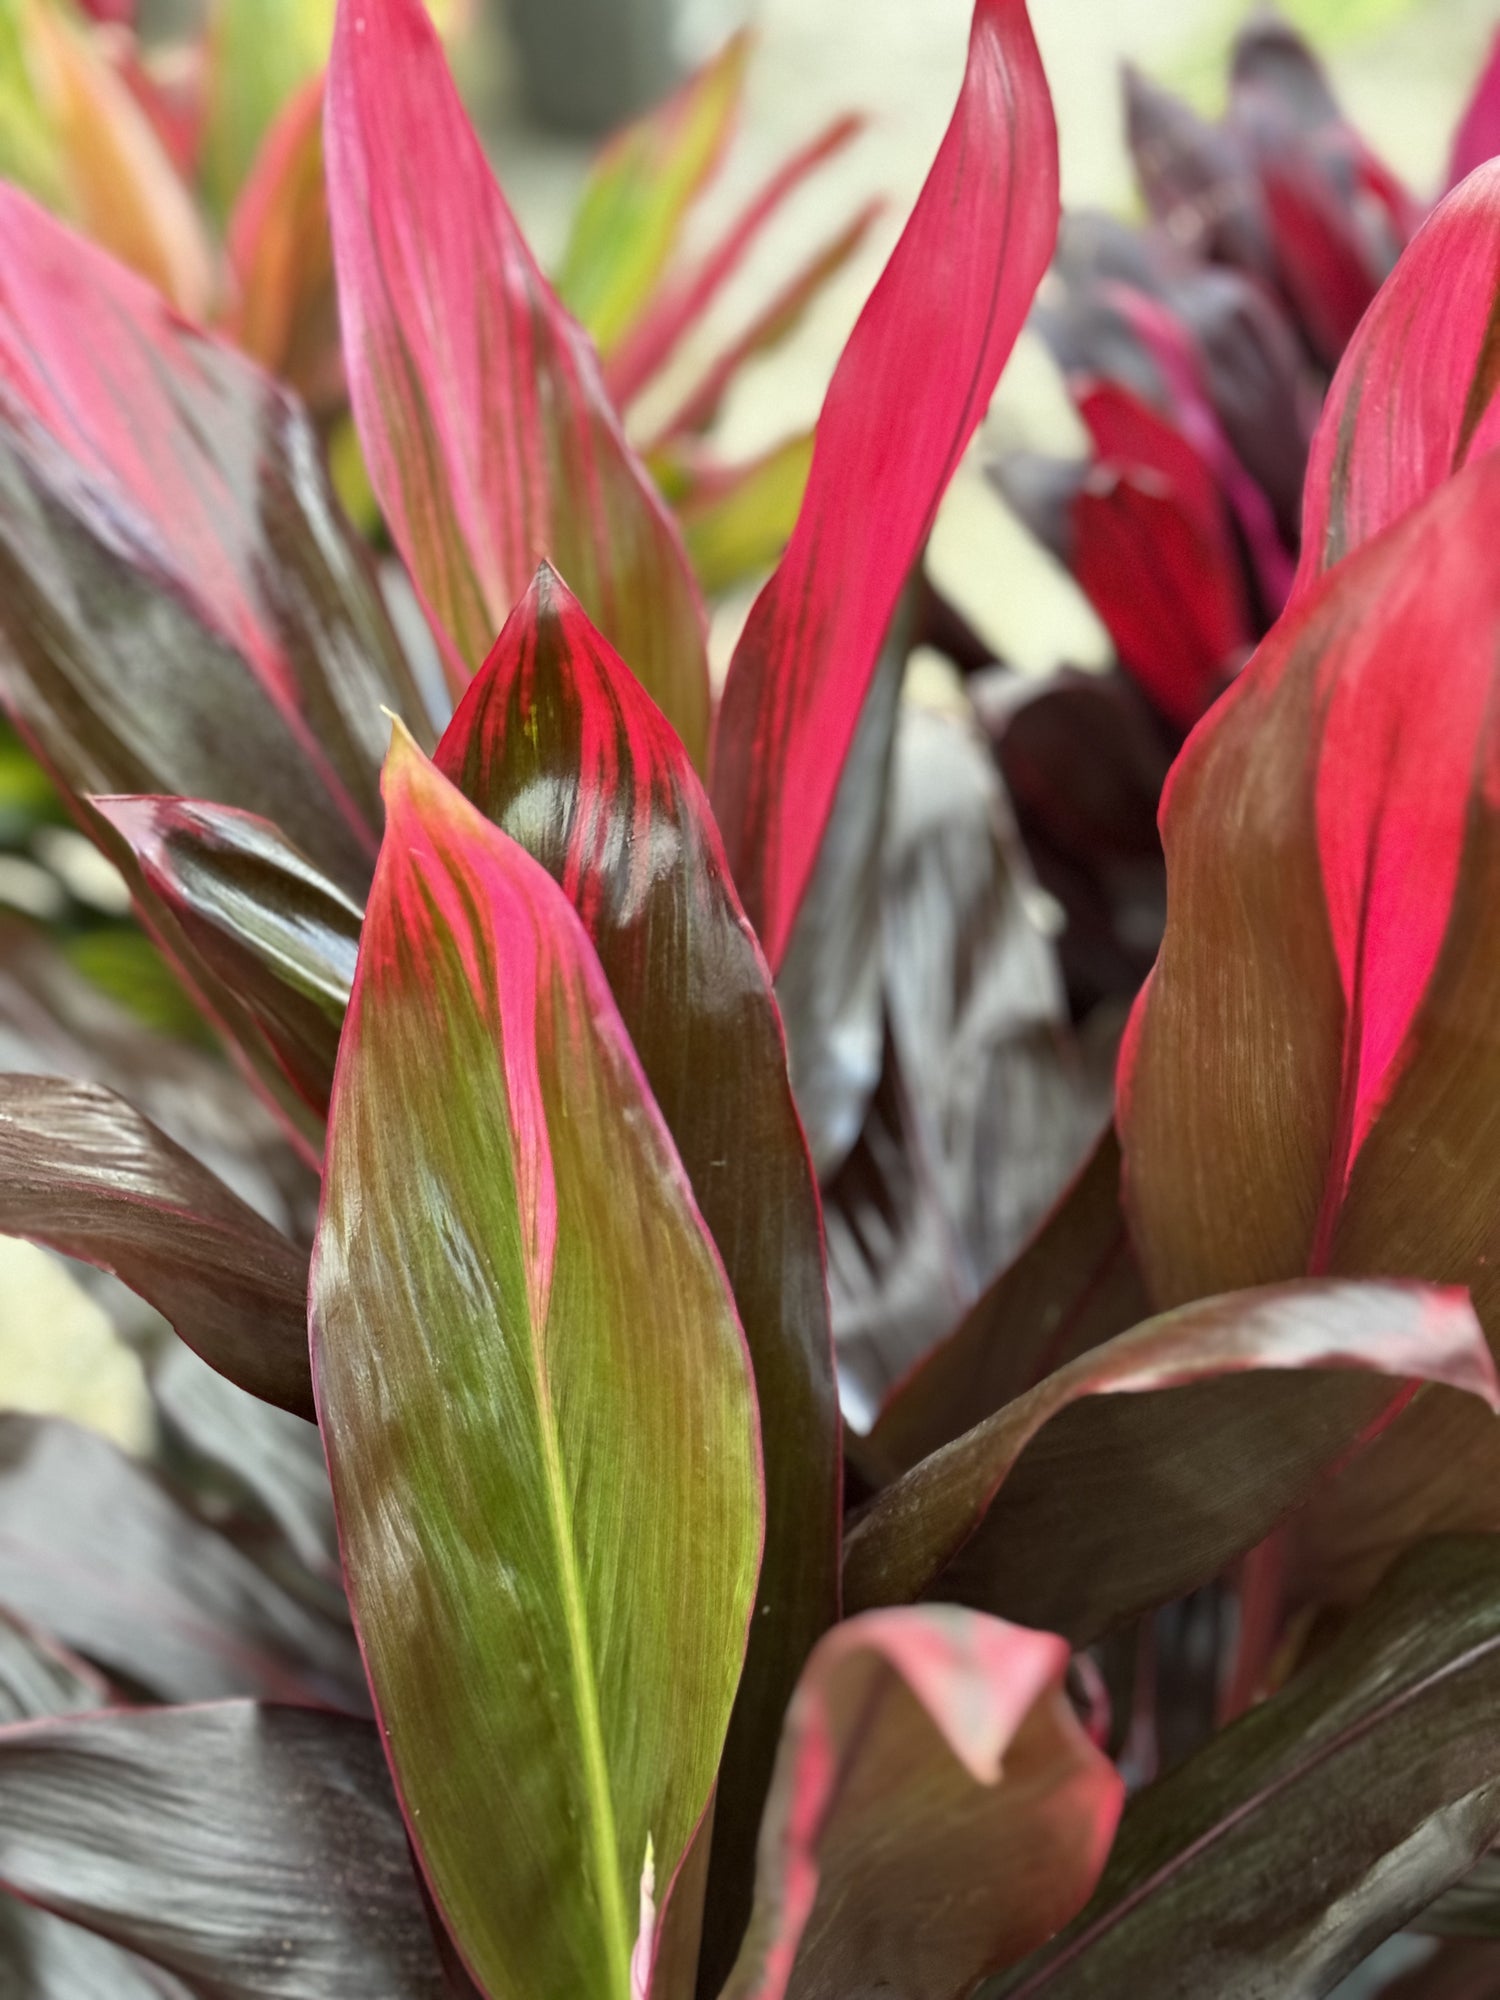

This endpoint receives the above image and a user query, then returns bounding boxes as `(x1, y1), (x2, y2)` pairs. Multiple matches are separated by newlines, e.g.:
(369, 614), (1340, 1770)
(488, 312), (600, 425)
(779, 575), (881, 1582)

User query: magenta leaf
(710, 0), (1058, 972)
(324, 0), (711, 763)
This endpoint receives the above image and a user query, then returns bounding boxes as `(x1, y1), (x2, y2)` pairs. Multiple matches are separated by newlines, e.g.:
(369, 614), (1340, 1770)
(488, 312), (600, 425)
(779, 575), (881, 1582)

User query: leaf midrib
(531, 1298), (632, 1997)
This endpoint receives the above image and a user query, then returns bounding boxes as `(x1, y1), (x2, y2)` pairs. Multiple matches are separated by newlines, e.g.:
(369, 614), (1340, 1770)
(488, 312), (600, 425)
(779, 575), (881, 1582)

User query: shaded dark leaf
(986, 1538), (1500, 1999)
(97, 796), (361, 1118)
(0, 1074), (313, 1420)
(0, 1703), (447, 1999)
(843, 1281), (1498, 1646)
(0, 1413), (361, 1707)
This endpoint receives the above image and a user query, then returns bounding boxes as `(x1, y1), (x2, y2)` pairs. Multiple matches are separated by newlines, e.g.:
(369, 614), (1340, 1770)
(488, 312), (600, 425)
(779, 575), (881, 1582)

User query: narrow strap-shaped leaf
(710, 0), (1058, 972)
(843, 1281), (1500, 1644)
(0, 1609), (110, 1724)
(0, 188), (429, 898)
(1298, 161), (1500, 590)
(226, 74), (343, 419)
(556, 30), (748, 355)
(311, 729), (762, 2000)
(324, 0), (711, 763)
(0, 1703), (447, 1999)
(0, 1899), (189, 2000)
(667, 433), (815, 598)
(1449, 31), (1500, 190)
(723, 1607), (1122, 2000)
(431, 564), (836, 1980)
(0, 1413), (362, 1706)
(987, 1537), (1500, 1998)
(0, 1073), (313, 1418)
(21, 0), (214, 318)
(96, 796), (362, 1117)
(602, 112), (867, 413)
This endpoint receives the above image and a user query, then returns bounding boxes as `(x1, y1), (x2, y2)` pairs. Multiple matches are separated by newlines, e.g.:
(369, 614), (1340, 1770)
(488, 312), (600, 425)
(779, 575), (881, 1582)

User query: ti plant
(3, 1), (1500, 1998)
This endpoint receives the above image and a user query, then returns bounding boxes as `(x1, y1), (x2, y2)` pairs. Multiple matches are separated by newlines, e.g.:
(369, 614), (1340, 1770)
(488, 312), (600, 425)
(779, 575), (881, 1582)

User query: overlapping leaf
(710, 0), (1058, 972)
(986, 1538), (1500, 1998)
(325, 0), (711, 760)
(0, 187), (429, 895)
(0, 1414), (361, 1706)
(0, 1703), (446, 1998)
(0, 1073), (313, 1417)
(843, 1281), (1498, 1645)
(430, 564), (836, 1980)
(311, 731), (762, 1999)
(1298, 160), (1500, 589)
(723, 1608), (1122, 2000)
(97, 796), (361, 1116)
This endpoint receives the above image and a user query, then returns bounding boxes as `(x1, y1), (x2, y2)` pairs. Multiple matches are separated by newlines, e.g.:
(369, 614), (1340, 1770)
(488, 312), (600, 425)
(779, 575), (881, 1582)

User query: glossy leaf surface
(0, 1703), (446, 1998)
(0, 188), (428, 898)
(711, 0), (1059, 971)
(724, 1608), (1122, 2000)
(987, 1537), (1500, 1998)
(1298, 160), (1500, 590)
(325, 0), (710, 761)
(0, 1073), (313, 1418)
(0, 1414), (361, 1706)
(431, 565), (836, 1979)
(311, 731), (762, 2000)
(0, 914), (316, 1238)
(97, 795), (362, 1117)
(843, 1281), (1498, 1643)
(1121, 450), (1500, 1322)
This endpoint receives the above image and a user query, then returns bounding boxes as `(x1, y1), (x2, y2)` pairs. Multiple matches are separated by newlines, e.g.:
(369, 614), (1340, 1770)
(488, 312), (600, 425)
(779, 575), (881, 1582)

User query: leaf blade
(310, 729), (763, 1998)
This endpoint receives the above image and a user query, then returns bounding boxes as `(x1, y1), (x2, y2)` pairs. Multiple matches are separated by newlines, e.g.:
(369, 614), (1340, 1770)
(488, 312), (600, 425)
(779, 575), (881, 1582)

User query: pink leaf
(711, 0), (1058, 971)
(324, 0), (711, 763)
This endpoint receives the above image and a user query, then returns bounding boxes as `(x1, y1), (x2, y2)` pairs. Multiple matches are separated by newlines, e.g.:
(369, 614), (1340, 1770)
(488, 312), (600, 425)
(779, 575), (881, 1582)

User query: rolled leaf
(986, 1537), (1500, 1998)
(1298, 161), (1500, 590)
(96, 796), (362, 1117)
(723, 1606), (1122, 2000)
(325, 0), (711, 761)
(556, 30), (748, 355)
(711, 0), (1058, 972)
(0, 187), (429, 898)
(430, 564), (836, 1977)
(0, 1703), (446, 1998)
(843, 1281), (1499, 1643)
(0, 1413), (362, 1706)
(310, 729), (763, 1999)
(0, 1073), (313, 1418)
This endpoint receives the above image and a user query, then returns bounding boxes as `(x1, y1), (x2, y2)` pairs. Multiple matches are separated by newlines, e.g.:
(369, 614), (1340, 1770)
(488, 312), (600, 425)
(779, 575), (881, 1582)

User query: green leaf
(843, 1280), (1500, 1644)
(431, 564), (838, 1980)
(556, 31), (748, 356)
(310, 727), (763, 2000)
(986, 1537), (1500, 1999)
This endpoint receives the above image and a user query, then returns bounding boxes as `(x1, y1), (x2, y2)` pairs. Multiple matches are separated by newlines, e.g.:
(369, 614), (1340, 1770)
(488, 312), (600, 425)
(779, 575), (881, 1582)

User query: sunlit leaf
(325, 0), (711, 761)
(311, 729), (762, 1998)
(711, 0), (1058, 972)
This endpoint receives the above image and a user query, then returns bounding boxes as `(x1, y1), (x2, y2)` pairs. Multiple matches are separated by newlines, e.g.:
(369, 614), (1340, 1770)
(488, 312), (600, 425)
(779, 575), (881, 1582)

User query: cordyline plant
(5, 0), (1500, 1995)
